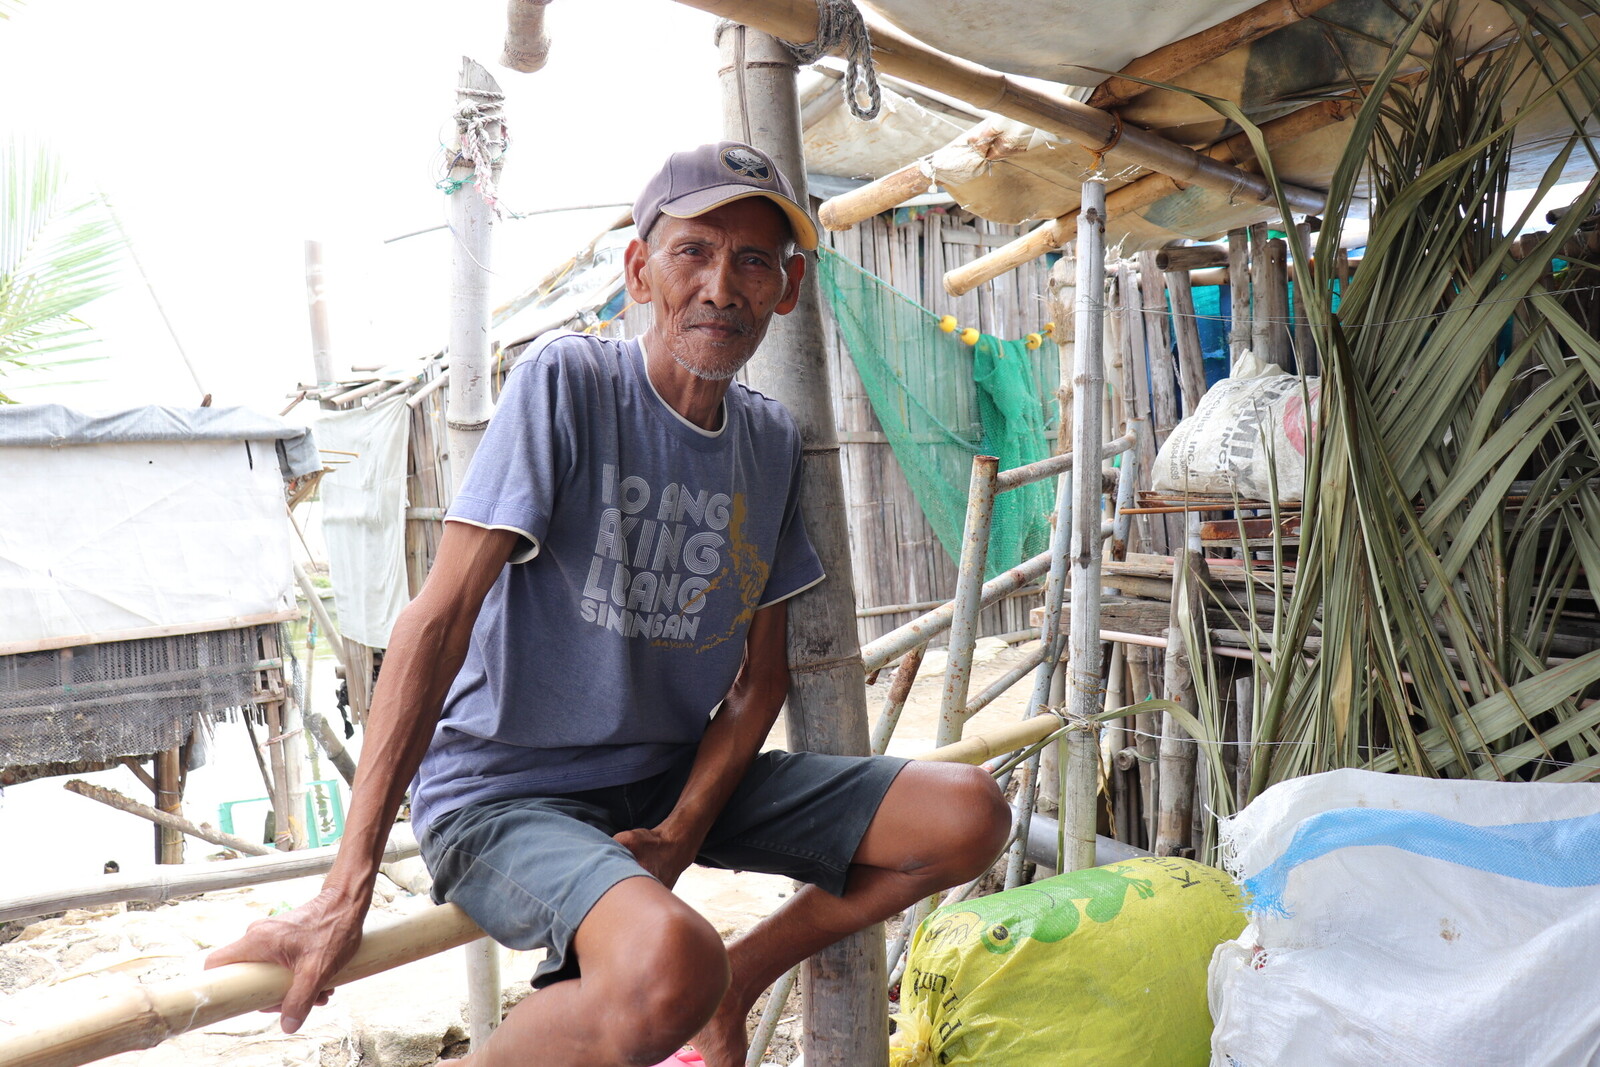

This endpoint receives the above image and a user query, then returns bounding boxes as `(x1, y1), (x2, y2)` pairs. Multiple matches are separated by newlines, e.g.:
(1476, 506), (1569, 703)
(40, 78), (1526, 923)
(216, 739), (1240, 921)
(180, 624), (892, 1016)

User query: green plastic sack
(891, 857), (1245, 1066)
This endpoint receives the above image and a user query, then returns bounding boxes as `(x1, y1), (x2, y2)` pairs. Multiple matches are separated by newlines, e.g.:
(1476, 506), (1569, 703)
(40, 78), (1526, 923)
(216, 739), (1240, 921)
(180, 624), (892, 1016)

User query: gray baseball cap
(633, 141), (819, 251)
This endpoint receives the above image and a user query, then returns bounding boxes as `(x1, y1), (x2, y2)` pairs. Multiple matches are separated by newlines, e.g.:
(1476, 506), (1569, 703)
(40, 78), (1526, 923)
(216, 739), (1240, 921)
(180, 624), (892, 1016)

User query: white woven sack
(1151, 351), (1318, 501)
(1210, 768), (1600, 1066)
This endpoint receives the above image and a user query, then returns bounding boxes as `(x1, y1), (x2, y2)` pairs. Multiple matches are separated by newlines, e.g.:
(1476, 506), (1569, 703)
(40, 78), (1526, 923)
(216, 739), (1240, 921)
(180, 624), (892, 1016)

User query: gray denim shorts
(416, 748), (908, 987)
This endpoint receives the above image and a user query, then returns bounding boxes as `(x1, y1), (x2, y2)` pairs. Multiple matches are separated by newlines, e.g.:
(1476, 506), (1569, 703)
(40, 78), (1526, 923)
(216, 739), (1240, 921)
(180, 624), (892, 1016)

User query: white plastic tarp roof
(0, 405), (311, 651)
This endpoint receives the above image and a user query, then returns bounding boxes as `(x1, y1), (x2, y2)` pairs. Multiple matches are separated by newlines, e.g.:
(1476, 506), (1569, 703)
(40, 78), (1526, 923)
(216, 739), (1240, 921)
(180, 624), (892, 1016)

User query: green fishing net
(817, 248), (1058, 578)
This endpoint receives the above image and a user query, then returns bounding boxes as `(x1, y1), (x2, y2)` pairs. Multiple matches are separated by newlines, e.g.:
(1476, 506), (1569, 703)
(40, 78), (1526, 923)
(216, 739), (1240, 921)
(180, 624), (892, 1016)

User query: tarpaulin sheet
(310, 396), (411, 649)
(0, 404), (306, 646)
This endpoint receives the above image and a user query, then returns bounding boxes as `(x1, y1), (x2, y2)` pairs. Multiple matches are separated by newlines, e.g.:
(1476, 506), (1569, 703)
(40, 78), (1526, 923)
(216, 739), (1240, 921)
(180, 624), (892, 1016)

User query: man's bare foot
(687, 985), (753, 1067)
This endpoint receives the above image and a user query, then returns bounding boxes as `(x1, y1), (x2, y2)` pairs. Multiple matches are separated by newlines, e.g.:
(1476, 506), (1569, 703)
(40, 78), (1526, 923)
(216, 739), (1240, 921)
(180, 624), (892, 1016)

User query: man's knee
(579, 888), (731, 1063)
(940, 763), (1011, 877)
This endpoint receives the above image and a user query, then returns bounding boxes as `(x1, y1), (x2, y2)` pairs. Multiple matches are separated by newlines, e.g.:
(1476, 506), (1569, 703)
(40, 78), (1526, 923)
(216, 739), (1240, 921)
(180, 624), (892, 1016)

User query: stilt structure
(717, 24), (889, 1067)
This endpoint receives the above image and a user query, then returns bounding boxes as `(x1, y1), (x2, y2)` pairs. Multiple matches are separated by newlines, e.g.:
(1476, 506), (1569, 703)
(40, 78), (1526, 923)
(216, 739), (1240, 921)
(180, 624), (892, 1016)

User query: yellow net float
(939, 315), (958, 333)
(1025, 333), (1042, 350)
(959, 327), (981, 346)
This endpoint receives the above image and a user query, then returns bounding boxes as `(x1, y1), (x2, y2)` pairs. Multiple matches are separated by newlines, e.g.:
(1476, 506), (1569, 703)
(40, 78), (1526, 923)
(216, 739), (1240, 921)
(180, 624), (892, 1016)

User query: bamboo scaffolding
(940, 99), (1354, 297)
(671, 0), (1323, 214)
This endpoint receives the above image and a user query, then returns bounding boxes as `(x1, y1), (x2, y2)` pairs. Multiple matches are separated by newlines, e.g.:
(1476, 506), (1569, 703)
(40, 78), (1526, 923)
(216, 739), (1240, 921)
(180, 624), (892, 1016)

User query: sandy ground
(0, 638), (1043, 1066)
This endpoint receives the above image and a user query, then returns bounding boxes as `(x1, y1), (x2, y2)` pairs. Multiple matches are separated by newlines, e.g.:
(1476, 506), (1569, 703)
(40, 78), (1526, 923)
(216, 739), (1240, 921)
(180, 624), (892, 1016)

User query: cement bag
(892, 857), (1246, 1066)
(1151, 351), (1318, 501)
(1210, 768), (1600, 1066)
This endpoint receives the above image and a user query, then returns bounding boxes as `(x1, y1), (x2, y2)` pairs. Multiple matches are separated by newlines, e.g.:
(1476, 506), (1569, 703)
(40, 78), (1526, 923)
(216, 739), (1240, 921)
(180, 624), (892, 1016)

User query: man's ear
(623, 237), (654, 305)
(774, 252), (807, 316)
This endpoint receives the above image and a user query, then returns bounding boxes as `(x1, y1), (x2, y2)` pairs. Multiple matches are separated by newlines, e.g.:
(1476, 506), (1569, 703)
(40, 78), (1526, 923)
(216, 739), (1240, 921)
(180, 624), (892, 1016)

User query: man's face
(625, 198), (806, 381)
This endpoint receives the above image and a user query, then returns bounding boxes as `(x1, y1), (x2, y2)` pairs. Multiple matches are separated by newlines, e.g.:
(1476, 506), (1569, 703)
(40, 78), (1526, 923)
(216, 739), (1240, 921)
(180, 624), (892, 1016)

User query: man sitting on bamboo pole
(209, 142), (1010, 1067)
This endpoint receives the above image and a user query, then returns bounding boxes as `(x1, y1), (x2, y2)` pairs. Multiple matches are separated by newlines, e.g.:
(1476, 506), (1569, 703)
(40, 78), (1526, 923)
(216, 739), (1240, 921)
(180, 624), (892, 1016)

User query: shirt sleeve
(444, 334), (578, 564)
(758, 431), (826, 608)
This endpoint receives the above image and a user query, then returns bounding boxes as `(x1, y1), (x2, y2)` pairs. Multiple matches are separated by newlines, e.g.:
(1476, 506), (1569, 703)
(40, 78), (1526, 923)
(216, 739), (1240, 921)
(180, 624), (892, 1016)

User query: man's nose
(699, 255), (739, 307)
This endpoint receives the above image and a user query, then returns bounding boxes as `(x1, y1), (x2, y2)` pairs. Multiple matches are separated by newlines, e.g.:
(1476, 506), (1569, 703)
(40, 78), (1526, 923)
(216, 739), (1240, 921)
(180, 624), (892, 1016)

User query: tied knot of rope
(442, 91), (508, 214)
(780, 0), (882, 121)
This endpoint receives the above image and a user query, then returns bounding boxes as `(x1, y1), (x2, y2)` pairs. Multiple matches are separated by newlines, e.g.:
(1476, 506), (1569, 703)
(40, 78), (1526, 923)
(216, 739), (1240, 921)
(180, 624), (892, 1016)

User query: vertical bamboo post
(304, 241), (336, 389)
(1248, 223), (1270, 361)
(718, 25), (887, 1065)
(937, 457), (1000, 748)
(1156, 515), (1205, 856)
(1006, 180), (1107, 889)
(153, 747), (183, 865)
(443, 56), (507, 1044)
(1292, 220), (1316, 374)
(444, 57), (505, 492)
(1163, 268), (1208, 415)
(1139, 258), (1183, 551)
(464, 940), (502, 1050)
(1061, 187), (1108, 876)
(1259, 237), (1292, 369)
(1227, 228), (1251, 364)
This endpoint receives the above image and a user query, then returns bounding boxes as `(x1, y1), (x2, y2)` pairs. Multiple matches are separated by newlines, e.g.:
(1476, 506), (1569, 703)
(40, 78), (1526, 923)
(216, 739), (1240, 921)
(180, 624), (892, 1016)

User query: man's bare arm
(206, 521), (521, 1032)
(613, 600), (790, 887)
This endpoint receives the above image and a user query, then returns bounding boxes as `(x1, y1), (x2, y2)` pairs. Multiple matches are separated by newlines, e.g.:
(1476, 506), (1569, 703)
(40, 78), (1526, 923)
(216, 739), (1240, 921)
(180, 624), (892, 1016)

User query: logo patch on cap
(721, 147), (773, 182)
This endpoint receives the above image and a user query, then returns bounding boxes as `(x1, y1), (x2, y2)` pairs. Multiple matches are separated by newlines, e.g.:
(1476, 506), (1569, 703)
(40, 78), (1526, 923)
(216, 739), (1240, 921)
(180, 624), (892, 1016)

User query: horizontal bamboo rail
(668, 0), (1322, 214)
(0, 904), (484, 1067)
(914, 713), (1065, 765)
(0, 827), (421, 924)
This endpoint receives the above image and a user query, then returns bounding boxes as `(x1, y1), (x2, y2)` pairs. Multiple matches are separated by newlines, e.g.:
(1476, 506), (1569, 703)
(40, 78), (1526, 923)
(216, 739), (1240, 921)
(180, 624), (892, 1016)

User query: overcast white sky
(0, 0), (728, 411)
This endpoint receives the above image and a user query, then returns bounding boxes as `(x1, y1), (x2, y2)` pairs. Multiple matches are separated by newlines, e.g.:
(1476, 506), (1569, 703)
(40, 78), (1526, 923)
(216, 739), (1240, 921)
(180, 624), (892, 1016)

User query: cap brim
(659, 185), (820, 251)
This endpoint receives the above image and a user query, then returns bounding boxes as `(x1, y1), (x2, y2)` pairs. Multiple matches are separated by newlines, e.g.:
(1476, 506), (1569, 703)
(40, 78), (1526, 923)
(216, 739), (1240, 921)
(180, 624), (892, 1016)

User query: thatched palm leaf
(1110, 1), (1600, 841)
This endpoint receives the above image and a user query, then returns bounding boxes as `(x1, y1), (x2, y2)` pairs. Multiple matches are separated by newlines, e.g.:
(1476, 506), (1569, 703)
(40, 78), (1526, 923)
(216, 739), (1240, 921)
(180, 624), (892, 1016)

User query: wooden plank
(0, 611), (299, 658)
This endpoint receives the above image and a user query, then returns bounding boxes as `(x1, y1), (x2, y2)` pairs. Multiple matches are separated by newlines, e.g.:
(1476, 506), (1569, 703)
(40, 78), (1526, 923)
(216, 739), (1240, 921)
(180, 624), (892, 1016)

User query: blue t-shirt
(410, 333), (824, 833)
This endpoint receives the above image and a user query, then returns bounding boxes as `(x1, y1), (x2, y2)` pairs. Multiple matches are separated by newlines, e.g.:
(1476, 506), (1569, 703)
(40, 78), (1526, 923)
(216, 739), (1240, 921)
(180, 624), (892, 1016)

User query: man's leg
(692, 760), (1011, 1067)
(451, 875), (731, 1067)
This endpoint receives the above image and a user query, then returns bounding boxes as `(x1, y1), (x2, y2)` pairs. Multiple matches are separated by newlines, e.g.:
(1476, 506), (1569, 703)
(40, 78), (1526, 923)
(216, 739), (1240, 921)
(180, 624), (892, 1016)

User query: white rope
(781, 0), (882, 120)
(449, 89), (508, 216)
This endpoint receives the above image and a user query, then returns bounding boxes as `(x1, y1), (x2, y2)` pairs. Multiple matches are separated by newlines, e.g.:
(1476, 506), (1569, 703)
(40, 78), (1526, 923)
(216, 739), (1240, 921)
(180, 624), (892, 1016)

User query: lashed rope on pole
(777, 0), (881, 119)
(442, 86), (508, 214)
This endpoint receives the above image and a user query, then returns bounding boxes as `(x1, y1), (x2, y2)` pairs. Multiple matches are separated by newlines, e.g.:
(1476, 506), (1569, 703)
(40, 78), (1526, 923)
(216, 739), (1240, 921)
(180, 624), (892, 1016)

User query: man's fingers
(278, 968), (331, 1035)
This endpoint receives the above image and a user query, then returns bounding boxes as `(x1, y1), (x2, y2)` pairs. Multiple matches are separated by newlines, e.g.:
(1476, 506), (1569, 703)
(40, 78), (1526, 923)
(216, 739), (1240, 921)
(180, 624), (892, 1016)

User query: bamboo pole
(915, 714), (1064, 765)
(63, 781), (271, 858)
(304, 711), (358, 788)
(860, 551), (1053, 672)
(1228, 228), (1251, 363)
(153, 748), (184, 865)
(304, 241), (336, 388)
(1247, 223), (1271, 361)
(870, 646), (924, 756)
(1087, 0), (1345, 110)
(0, 828), (421, 925)
(819, 164), (935, 231)
(937, 456), (1000, 748)
(718, 26), (886, 1065)
(445, 56), (504, 491)
(1155, 518), (1205, 856)
(1060, 180), (1110, 877)
(500, 0), (552, 72)
(675, 0), (1323, 213)
(1165, 267), (1209, 413)
(817, 120), (1029, 231)
(1259, 236), (1292, 369)
(0, 905), (484, 1067)
(1155, 245), (1228, 272)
